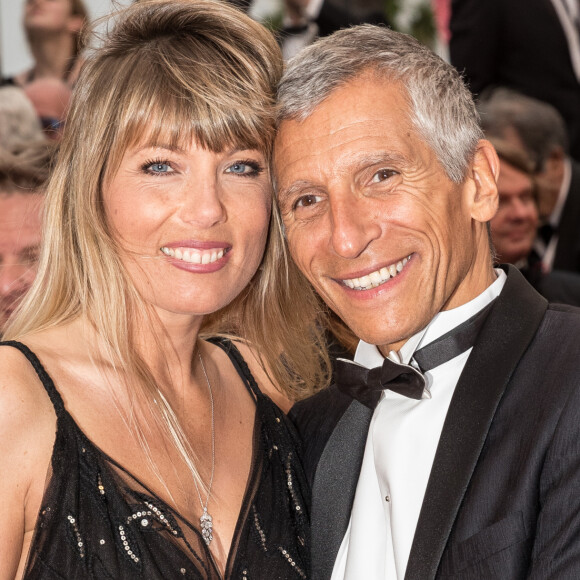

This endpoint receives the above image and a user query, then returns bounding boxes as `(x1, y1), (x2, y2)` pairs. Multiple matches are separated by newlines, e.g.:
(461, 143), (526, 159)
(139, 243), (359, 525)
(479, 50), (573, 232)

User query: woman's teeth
(342, 256), (411, 290)
(161, 246), (225, 264)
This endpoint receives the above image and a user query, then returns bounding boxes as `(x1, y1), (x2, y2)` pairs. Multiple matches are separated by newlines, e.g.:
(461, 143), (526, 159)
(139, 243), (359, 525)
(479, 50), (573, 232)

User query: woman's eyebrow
(132, 142), (187, 155)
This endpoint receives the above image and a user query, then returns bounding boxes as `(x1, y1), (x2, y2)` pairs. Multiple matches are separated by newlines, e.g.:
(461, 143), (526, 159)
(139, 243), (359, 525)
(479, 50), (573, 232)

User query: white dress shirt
(331, 269), (507, 580)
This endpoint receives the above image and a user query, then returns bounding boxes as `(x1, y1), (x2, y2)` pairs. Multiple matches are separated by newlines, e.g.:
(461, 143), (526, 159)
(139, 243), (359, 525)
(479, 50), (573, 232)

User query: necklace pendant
(200, 507), (213, 546)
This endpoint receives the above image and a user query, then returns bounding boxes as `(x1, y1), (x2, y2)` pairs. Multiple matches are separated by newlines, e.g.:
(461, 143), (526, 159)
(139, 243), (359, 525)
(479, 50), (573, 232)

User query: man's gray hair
(277, 24), (483, 183)
(477, 87), (568, 172)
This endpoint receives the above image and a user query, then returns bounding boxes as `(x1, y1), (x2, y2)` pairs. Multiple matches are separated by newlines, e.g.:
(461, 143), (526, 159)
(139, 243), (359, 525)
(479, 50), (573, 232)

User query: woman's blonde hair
(6, 0), (328, 488)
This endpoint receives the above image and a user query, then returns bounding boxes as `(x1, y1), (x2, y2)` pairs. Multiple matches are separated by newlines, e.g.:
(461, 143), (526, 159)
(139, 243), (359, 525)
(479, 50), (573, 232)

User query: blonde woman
(0, 1), (328, 578)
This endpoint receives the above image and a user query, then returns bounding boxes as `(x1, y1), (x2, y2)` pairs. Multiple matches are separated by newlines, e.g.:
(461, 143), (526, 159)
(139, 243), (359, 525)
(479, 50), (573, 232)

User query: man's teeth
(343, 256), (410, 290)
(161, 247), (225, 264)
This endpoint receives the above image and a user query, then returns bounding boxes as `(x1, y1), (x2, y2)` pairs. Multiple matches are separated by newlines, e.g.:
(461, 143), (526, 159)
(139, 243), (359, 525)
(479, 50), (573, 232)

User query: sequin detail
(285, 453), (304, 518)
(67, 515), (85, 559)
(143, 500), (181, 537)
(127, 509), (153, 529)
(118, 525), (140, 564)
(97, 473), (105, 496)
(278, 546), (306, 578)
(252, 505), (267, 552)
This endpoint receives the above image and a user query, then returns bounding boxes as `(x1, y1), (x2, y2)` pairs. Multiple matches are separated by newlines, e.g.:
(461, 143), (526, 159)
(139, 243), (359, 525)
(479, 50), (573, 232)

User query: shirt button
(385, 495), (391, 502)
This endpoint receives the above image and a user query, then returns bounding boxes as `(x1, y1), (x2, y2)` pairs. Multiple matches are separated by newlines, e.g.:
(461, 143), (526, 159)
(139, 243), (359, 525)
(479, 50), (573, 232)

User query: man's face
(490, 160), (538, 264)
(275, 74), (498, 352)
(0, 192), (43, 331)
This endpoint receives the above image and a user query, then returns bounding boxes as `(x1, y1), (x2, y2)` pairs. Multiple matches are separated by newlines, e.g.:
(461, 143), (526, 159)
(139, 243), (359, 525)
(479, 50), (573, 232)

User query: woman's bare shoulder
(0, 341), (56, 445)
(0, 341), (57, 579)
(0, 337), (59, 469)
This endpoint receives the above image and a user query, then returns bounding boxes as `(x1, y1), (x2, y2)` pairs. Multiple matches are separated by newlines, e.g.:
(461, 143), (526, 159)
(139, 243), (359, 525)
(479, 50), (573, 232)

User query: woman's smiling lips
(160, 240), (231, 272)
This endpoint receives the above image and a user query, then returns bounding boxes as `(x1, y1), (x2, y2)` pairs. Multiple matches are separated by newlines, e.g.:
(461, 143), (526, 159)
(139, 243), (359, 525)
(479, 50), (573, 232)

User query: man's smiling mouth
(341, 255), (411, 290)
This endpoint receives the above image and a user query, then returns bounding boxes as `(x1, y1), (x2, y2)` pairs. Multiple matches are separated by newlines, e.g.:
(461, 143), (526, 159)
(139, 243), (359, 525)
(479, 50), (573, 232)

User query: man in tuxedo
(478, 88), (580, 274)
(274, 25), (580, 580)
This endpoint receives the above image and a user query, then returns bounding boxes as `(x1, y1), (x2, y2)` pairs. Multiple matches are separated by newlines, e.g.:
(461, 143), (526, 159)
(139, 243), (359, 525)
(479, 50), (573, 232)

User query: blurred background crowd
(1, 0), (580, 337)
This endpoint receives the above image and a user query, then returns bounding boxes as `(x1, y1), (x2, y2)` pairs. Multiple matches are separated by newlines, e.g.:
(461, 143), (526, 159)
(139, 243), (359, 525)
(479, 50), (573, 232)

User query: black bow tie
(334, 300), (496, 409)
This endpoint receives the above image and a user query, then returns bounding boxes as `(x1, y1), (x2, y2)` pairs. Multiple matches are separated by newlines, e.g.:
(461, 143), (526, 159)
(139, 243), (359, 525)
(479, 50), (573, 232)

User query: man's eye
(294, 194), (322, 209)
(371, 168), (397, 183)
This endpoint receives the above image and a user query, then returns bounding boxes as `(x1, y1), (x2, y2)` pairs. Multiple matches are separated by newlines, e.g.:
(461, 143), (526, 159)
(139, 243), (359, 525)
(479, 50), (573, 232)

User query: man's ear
(469, 139), (499, 223)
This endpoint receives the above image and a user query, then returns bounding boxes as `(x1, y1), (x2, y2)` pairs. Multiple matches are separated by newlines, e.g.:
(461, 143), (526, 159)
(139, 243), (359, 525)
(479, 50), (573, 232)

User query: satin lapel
(311, 399), (373, 580)
(404, 266), (548, 580)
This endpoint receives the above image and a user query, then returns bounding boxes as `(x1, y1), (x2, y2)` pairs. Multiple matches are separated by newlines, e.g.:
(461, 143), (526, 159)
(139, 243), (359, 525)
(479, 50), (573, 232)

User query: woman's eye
(371, 168), (397, 183)
(295, 194), (323, 209)
(143, 161), (174, 175)
(225, 160), (263, 176)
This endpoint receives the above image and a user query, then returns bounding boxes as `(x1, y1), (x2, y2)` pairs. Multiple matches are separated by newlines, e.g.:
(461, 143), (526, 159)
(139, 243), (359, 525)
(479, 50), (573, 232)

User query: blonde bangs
(114, 62), (273, 160)
(86, 14), (279, 180)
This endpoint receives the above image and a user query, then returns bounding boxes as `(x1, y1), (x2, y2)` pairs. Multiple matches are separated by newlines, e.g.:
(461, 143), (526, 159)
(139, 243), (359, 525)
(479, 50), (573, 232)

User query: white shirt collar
(354, 268), (507, 368)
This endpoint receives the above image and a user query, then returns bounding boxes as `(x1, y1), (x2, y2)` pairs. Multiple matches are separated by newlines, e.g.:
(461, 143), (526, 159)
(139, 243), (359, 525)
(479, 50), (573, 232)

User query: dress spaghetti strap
(208, 337), (263, 400)
(0, 340), (66, 418)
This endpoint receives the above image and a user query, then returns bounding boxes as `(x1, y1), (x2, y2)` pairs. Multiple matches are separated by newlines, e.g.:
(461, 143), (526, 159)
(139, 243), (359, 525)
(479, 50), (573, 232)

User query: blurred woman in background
(7, 0), (88, 87)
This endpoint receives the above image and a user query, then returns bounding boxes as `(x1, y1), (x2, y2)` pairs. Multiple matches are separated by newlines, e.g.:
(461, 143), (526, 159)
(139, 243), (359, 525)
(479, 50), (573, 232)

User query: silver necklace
(196, 351), (216, 546)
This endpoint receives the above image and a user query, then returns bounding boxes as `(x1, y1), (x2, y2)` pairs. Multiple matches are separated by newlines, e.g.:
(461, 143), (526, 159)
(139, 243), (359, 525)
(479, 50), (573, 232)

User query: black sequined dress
(2, 338), (309, 579)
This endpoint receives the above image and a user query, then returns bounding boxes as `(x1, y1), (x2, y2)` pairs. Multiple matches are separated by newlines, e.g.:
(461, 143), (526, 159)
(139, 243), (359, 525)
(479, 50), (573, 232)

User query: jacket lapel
(311, 399), (373, 580)
(404, 266), (548, 580)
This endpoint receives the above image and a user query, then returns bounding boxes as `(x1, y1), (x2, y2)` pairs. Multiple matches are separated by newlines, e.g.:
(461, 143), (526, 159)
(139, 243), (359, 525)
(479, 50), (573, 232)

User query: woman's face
(24, 0), (80, 36)
(103, 137), (272, 324)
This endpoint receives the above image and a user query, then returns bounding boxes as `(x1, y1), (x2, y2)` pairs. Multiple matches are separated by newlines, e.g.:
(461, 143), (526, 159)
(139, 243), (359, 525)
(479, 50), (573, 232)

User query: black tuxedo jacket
(291, 266), (580, 579)
(553, 159), (580, 273)
(449, 0), (580, 161)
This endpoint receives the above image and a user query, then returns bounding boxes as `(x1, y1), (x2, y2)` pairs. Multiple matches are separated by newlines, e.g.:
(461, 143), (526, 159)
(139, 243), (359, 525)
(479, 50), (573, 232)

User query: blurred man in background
(490, 138), (580, 305)
(0, 141), (54, 333)
(479, 88), (580, 273)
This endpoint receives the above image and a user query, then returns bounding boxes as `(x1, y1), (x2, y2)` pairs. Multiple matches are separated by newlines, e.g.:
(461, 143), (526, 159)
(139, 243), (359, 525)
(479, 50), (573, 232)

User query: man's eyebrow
(354, 151), (408, 168)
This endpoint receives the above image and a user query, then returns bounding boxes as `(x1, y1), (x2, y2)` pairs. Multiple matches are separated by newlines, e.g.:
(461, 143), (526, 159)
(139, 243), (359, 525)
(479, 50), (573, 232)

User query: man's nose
(329, 196), (381, 259)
